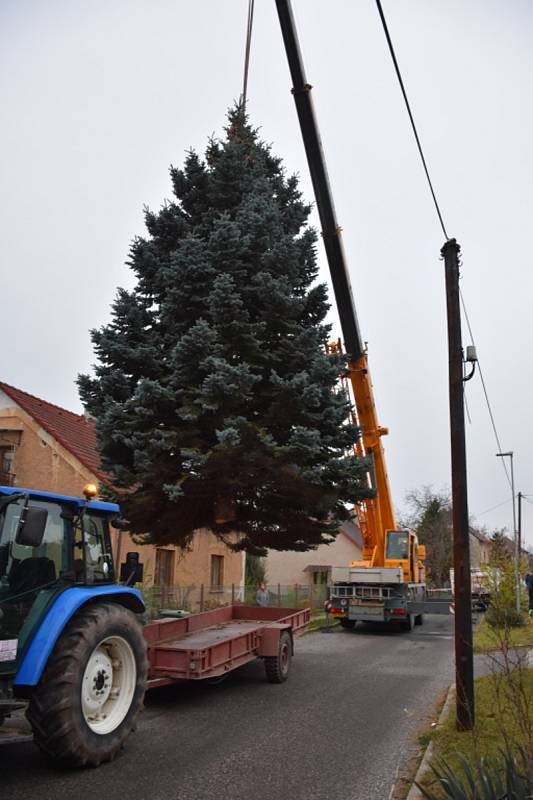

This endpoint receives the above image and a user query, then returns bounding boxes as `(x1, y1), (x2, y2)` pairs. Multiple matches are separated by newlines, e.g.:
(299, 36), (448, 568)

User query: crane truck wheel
(339, 618), (356, 630)
(264, 630), (292, 683)
(27, 601), (147, 767)
(401, 613), (415, 632)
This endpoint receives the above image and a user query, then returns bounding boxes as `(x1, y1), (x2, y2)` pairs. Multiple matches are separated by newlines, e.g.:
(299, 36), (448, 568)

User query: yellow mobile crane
(276, 1), (427, 630)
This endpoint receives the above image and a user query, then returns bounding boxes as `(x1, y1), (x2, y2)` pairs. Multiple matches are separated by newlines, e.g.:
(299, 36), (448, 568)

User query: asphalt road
(2, 615), (455, 800)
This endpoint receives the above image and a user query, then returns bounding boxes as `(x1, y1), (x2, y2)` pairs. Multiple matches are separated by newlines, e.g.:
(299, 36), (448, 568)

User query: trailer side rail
(145, 605), (310, 683)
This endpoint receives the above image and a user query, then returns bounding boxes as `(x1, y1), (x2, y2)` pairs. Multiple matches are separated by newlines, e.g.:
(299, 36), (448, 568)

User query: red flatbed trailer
(144, 605), (310, 687)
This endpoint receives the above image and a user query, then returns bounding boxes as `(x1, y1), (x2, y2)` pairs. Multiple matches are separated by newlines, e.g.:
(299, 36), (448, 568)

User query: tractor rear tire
(264, 631), (292, 684)
(27, 601), (147, 767)
(340, 618), (356, 630)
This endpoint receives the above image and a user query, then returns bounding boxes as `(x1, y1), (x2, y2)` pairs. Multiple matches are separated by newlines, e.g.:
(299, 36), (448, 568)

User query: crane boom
(275, 0), (362, 360)
(275, 0), (397, 564)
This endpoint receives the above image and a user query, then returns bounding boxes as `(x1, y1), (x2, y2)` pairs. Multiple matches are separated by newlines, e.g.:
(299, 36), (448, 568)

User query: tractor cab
(0, 485), (119, 662)
(0, 485), (146, 763)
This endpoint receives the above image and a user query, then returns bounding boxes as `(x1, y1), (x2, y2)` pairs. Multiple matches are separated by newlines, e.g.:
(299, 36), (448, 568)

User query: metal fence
(426, 587), (453, 599)
(142, 583), (329, 619)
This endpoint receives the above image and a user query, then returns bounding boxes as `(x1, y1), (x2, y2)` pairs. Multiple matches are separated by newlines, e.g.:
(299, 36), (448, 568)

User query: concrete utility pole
(441, 238), (475, 731)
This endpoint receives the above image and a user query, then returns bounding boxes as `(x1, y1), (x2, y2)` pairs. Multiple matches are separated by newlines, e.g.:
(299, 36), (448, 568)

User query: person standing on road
(525, 571), (533, 616)
(256, 582), (270, 607)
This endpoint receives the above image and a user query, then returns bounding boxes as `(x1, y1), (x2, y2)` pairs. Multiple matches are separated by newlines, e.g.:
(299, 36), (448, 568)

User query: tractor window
(0, 499), (64, 594)
(386, 531), (409, 560)
(83, 513), (113, 583)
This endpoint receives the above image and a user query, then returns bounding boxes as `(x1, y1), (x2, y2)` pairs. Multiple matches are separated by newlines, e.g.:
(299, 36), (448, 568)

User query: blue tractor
(0, 484), (148, 766)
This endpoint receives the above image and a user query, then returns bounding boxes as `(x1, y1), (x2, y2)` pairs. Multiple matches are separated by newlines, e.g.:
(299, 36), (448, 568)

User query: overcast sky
(2, 0), (532, 547)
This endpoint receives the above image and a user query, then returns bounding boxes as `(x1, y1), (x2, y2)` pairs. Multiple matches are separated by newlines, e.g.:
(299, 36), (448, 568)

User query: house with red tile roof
(0, 381), (101, 493)
(0, 381), (244, 599)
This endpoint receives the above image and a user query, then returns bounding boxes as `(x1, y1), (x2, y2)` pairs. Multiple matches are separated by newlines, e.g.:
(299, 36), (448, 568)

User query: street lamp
(496, 451), (521, 612)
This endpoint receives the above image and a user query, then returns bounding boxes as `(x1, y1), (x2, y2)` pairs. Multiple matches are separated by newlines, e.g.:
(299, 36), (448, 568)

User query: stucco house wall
(115, 529), (244, 590)
(265, 523), (362, 586)
(469, 529), (491, 568)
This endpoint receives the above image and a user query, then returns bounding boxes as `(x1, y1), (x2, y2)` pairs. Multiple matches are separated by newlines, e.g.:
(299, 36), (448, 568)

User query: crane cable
(374, 0), (449, 241)
(240, 0), (255, 114)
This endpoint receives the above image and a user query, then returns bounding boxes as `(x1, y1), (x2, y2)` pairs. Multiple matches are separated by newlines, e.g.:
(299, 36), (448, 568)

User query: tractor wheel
(264, 631), (292, 684)
(27, 602), (147, 767)
(340, 618), (356, 630)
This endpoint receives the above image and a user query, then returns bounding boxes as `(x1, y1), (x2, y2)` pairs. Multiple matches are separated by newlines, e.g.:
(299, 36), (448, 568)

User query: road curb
(405, 683), (455, 799)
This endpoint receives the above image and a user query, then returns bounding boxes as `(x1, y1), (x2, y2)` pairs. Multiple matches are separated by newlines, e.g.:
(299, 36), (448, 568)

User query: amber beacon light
(82, 483), (98, 500)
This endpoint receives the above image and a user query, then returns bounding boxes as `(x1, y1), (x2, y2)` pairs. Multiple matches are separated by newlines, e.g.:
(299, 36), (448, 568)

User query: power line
(459, 288), (513, 492)
(463, 360), (472, 424)
(475, 498), (511, 517)
(374, 1), (513, 499)
(374, 0), (449, 241)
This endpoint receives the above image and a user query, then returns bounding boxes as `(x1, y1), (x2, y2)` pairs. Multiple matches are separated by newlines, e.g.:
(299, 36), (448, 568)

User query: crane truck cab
(350, 529), (426, 585)
(383, 529), (426, 585)
(0, 484), (147, 766)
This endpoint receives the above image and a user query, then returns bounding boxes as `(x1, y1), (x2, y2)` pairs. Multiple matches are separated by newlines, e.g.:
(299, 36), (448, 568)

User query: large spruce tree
(78, 109), (371, 554)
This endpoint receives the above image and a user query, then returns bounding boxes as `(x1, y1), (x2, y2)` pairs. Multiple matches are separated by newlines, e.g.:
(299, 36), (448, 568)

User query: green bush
(245, 554), (266, 587)
(484, 557), (527, 629)
(485, 604), (525, 629)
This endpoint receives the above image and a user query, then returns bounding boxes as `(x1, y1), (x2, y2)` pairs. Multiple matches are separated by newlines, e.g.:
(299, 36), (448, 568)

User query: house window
(312, 569), (329, 585)
(210, 555), (224, 590)
(0, 449), (14, 484)
(2, 450), (13, 474)
(155, 549), (174, 587)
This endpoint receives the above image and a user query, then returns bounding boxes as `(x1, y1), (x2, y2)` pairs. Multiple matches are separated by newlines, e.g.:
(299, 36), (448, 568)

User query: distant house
(264, 520), (362, 587)
(469, 528), (492, 568)
(469, 527), (531, 569)
(0, 381), (244, 593)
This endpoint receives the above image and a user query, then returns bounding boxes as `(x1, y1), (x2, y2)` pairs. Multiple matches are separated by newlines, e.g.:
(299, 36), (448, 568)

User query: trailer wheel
(27, 601), (147, 767)
(340, 618), (356, 630)
(264, 631), (292, 684)
(415, 613), (424, 626)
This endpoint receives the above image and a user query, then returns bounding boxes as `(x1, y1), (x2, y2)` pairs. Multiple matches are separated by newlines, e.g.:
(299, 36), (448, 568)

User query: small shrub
(416, 748), (531, 799)
(485, 604), (524, 629)
(202, 596), (230, 611)
(245, 554), (266, 587)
